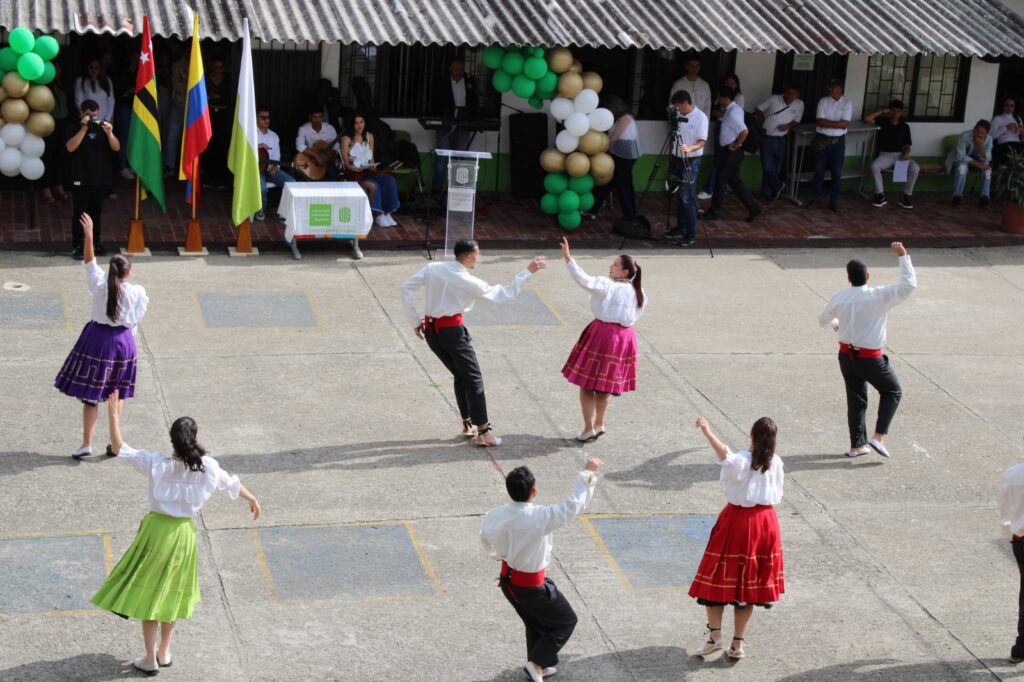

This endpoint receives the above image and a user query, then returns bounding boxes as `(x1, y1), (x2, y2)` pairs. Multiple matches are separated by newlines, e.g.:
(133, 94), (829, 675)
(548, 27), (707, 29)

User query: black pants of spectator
(500, 576), (578, 669)
(1013, 538), (1024, 660)
(838, 352), (902, 448)
(709, 145), (760, 216)
(71, 187), (107, 251)
(591, 155), (637, 219)
(425, 324), (488, 425)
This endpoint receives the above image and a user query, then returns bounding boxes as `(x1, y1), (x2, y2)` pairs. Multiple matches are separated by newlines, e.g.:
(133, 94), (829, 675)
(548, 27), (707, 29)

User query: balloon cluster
(0, 28), (60, 180)
(482, 45), (557, 110)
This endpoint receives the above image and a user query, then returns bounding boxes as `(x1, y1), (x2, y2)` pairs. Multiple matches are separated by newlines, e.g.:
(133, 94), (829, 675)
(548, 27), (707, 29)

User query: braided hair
(169, 417), (207, 472)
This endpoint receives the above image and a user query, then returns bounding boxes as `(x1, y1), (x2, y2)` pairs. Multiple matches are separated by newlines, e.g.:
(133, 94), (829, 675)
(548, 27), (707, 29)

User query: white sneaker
(384, 213), (397, 226)
(697, 191), (712, 200)
(374, 214), (389, 227)
(70, 445), (92, 459)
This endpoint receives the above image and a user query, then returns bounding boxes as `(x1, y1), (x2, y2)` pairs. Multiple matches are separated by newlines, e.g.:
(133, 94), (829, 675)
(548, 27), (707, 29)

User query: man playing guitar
(294, 109), (341, 181)
(256, 106), (296, 220)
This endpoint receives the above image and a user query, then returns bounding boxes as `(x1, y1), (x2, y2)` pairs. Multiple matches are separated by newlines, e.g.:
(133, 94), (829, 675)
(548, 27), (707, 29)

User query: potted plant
(994, 148), (1024, 234)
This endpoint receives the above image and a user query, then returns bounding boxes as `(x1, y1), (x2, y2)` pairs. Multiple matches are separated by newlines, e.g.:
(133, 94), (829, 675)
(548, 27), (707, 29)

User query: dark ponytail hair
(750, 417), (777, 473)
(105, 255), (131, 323)
(618, 255), (644, 308)
(169, 416), (207, 472)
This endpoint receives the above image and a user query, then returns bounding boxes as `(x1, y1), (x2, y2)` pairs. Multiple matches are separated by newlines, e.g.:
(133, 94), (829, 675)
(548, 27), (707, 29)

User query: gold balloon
(3, 72), (30, 98)
(578, 130), (604, 155)
(590, 152), (615, 181)
(593, 172), (613, 186)
(26, 111), (56, 137)
(26, 85), (55, 113)
(565, 152), (591, 177)
(546, 47), (573, 75)
(569, 59), (582, 74)
(581, 72), (603, 93)
(539, 147), (566, 173)
(0, 89), (6, 105)
(600, 132), (611, 153)
(1, 97), (30, 124)
(557, 72), (583, 99)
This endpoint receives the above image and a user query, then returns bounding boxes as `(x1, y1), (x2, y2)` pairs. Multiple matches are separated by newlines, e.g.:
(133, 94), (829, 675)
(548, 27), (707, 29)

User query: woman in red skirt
(688, 416), (784, 659)
(559, 236), (646, 442)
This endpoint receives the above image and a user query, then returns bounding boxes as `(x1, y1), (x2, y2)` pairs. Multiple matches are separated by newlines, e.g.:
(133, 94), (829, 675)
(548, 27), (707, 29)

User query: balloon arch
(0, 27), (61, 181)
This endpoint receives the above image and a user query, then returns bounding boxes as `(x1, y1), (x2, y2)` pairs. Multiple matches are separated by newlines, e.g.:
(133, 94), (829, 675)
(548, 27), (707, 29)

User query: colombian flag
(127, 15), (164, 212)
(179, 13), (212, 205)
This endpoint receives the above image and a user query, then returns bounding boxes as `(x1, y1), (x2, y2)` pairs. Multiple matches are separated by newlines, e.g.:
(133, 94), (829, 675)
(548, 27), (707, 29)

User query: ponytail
(169, 416), (207, 472)
(105, 255), (130, 323)
(749, 417), (777, 474)
(618, 254), (644, 308)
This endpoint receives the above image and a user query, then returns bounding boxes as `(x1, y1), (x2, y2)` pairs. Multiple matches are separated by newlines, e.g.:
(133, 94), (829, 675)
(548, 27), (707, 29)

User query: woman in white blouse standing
(559, 236), (646, 442)
(688, 416), (785, 660)
(54, 214), (148, 458)
(92, 417), (260, 675)
(73, 57), (115, 122)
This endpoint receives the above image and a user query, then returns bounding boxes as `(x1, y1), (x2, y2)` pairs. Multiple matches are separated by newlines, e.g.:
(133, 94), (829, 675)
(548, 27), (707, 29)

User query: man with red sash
(401, 239), (545, 446)
(481, 458), (602, 682)
(819, 242), (917, 458)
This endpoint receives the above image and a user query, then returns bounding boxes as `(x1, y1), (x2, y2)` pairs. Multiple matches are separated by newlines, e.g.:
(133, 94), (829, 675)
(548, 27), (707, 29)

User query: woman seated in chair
(340, 112), (400, 227)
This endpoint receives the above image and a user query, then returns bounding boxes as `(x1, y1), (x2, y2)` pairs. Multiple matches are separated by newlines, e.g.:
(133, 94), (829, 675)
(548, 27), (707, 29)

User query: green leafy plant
(994, 148), (1024, 207)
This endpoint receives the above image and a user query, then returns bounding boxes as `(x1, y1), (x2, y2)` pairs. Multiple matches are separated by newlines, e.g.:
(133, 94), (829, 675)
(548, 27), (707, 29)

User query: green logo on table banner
(309, 204), (332, 227)
(338, 206), (352, 225)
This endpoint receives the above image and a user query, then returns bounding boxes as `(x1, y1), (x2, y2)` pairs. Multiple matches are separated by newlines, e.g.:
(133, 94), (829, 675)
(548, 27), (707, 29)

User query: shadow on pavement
(0, 451), (81, 477)
(0, 653), (129, 681)
(475, 645), (704, 681)
(776, 657), (1009, 680)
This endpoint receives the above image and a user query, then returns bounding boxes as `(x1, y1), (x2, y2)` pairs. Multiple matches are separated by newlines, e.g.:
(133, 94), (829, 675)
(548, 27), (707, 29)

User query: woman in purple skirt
(55, 213), (148, 458)
(559, 236), (647, 442)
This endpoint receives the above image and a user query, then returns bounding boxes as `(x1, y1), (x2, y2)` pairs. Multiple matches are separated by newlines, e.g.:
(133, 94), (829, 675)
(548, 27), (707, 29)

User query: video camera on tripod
(666, 104), (688, 125)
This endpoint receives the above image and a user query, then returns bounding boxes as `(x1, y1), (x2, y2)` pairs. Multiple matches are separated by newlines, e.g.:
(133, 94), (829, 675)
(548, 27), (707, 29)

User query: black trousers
(71, 187), (107, 250)
(709, 145), (760, 215)
(500, 577), (578, 668)
(1014, 539), (1024, 659)
(425, 325), (488, 425)
(838, 352), (902, 448)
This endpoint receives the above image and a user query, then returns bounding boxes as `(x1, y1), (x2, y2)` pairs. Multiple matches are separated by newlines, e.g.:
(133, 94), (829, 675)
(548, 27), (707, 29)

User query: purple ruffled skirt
(54, 321), (137, 402)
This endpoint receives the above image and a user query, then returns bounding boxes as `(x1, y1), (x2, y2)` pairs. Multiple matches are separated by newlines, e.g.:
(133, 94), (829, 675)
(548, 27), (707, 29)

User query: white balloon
(0, 137), (5, 153)
(549, 97), (574, 122)
(0, 147), (23, 176)
(19, 133), (45, 158)
(20, 156), (44, 180)
(589, 107), (614, 132)
(555, 129), (579, 154)
(573, 89), (599, 114)
(564, 112), (590, 137)
(1, 123), (26, 147)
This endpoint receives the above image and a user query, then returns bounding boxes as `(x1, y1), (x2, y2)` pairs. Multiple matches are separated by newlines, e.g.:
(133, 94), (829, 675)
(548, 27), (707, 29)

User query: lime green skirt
(91, 512), (200, 622)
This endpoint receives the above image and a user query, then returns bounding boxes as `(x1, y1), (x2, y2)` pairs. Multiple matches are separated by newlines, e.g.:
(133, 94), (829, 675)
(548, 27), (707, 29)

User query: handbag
(812, 133), (830, 151)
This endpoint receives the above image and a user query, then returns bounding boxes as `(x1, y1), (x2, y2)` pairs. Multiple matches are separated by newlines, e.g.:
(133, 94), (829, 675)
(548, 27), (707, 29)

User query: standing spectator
(203, 57), (232, 188)
(703, 87), (761, 222)
(809, 79), (852, 212)
(668, 54), (712, 118)
(698, 74), (744, 201)
(991, 97), (1023, 166)
(73, 58), (115, 122)
(584, 95), (639, 221)
(864, 99), (919, 209)
(430, 56), (479, 197)
(665, 90), (708, 246)
(113, 48), (139, 180)
(946, 119), (993, 209)
(39, 61), (70, 203)
(66, 100), (120, 259)
(756, 84), (803, 201)
(1000, 458), (1024, 665)
(161, 45), (188, 176)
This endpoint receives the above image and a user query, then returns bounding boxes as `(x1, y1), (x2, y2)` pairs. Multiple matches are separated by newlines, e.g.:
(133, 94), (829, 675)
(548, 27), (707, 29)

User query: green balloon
(511, 74), (536, 98)
(36, 60), (56, 85)
(32, 35), (60, 62)
(9, 27), (35, 55)
(0, 47), (18, 72)
(543, 172), (569, 195)
(528, 95), (543, 110)
(492, 70), (514, 93)
(523, 57), (547, 80)
(558, 190), (581, 212)
(568, 174), (595, 194)
(533, 47), (546, 58)
(535, 88), (556, 101)
(559, 211), (582, 230)
(501, 51), (525, 76)
(482, 45), (505, 70)
(578, 192), (595, 211)
(17, 52), (44, 81)
(540, 193), (560, 215)
(538, 71), (558, 94)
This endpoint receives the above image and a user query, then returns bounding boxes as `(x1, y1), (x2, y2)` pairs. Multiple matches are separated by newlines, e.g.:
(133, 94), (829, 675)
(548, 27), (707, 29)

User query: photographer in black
(66, 99), (120, 260)
(665, 91), (708, 246)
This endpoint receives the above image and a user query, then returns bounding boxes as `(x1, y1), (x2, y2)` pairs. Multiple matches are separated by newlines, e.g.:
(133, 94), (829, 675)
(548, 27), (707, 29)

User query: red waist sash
(500, 561), (545, 587)
(839, 342), (883, 359)
(1015, 534), (1022, 541)
(423, 313), (463, 332)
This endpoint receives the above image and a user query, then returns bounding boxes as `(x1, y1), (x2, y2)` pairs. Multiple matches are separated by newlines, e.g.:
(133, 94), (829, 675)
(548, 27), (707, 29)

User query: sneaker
(375, 214), (389, 227)
(581, 211), (599, 221)
(679, 237), (697, 247)
(980, 195), (990, 209)
(952, 195), (962, 208)
(120, 168), (136, 180)
(385, 213), (398, 226)
(773, 183), (786, 201)
(871, 193), (887, 208)
(898, 194), (913, 209)
(70, 446), (92, 459)
(254, 210), (265, 221)
(696, 191), (712, 201)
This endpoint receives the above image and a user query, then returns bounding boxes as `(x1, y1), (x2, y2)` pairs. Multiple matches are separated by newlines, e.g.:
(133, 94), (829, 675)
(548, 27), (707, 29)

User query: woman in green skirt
(92, 416), (260, 676)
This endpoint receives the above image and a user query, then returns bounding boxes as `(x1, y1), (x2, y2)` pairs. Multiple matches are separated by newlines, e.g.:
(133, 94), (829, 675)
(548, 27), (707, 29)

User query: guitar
(292, 132), (345, 181)
(344, 160), (403, 181)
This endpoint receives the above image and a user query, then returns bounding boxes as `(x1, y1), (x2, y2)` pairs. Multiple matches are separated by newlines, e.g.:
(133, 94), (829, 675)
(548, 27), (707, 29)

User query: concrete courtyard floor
(1, 245), (1023, 681)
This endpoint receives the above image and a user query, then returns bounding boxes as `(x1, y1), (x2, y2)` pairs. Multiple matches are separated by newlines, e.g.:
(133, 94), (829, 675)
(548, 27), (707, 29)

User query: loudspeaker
(509, 113), (548, 199)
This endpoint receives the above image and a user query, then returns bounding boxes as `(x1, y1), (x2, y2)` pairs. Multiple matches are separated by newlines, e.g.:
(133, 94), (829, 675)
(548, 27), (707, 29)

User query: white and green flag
(227, 18), (262, 225)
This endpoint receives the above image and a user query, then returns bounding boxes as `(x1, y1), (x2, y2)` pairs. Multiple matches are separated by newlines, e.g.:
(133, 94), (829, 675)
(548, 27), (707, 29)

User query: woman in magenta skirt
(689, 416), (785, 659)
(559, 236), (646, 442)
(54, 213), (148, 458)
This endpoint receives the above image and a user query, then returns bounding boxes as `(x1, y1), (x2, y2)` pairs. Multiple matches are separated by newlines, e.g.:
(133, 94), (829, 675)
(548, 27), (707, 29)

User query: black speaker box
(508, 113), (548, 199)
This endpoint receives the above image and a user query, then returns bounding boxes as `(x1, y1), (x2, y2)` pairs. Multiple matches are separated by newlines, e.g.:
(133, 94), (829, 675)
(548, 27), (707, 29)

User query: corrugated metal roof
(3, 0), (1024, 56)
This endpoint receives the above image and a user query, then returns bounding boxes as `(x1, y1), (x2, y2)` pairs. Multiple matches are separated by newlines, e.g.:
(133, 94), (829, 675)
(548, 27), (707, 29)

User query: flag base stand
(178, 246), (210, 256)
(228, 219), (258, 257)
(180, 218), (206, 256)
(125, 219), (149, 255)
(121, 247), (152, 257)
(228, 246), (260, 257)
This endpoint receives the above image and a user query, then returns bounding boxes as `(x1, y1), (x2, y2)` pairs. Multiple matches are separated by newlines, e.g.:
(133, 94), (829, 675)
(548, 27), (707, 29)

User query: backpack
(611, 215), (652, 240)
(742, 111), (766, 154)
(397, 139), (421, 169)
(366, 117), (399, 165)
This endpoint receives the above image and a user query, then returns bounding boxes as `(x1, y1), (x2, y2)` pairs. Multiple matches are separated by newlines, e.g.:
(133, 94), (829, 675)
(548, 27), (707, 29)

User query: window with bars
(633, 48), (736, 120)
(863, 54), (970, 122)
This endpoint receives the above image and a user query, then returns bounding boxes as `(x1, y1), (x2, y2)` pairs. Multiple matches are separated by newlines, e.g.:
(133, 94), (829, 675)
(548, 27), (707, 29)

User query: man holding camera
(66, 98), (120, 260)
(665, 91), (708, 246)
(704, 87), (761, 223)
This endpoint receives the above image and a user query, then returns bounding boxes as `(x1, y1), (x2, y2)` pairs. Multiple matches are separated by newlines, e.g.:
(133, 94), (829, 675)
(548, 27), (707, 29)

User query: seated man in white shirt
(991, 96), (1023, 166)
(481, 458), (602, 682)
(255, 107), (295, 221)
(294, 109), (341, 181)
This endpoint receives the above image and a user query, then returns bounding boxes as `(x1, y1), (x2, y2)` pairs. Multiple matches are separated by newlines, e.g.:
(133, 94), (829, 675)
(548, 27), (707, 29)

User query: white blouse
(1000, 462), (1024, 537)
(115, 446), (241, 518)
(348, 139), (374, 168)
(85, 259), (148, 329)
(567, 259), (646, 327)
(719, 448), (784, 507)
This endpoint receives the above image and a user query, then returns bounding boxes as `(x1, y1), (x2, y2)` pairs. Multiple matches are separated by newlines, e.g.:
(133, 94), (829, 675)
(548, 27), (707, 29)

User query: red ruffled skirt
(688, 503), (784, 606)
(561, 319), (638, 395)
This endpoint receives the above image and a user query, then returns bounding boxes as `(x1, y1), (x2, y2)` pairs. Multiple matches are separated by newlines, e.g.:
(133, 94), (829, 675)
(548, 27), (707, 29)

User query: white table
(785, 121), (879, 205)
(280, 182), (372, 260)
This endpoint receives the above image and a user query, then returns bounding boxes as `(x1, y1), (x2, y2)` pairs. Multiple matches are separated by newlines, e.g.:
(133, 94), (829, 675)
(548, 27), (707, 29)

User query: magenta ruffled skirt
(561, 319), (638, 395)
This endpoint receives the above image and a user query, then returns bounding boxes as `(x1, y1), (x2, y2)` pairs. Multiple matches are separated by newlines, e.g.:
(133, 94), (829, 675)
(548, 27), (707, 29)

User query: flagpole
(126, 171), (148, 254)
(184, 158), (205, 253)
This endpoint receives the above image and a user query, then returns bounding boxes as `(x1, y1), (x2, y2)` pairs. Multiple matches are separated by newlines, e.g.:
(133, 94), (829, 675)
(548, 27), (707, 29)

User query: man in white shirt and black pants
(665, 90), (708, 246)
(704, 87), (761, 222)
(481, 458), (603, 682)
(756, 84), (804, 201)
(401, 240), (545, 446)
(810, 79), (853, 212)
(819, 242), (917, 458)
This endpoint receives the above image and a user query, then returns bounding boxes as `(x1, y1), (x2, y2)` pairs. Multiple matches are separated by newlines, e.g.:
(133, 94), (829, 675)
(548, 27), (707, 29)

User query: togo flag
(227, 18), (262, 225)
(128, 15), (165, 212)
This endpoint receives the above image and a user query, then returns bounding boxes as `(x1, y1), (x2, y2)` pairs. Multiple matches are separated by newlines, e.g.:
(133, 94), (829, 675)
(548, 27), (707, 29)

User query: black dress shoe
(828, 201), (840, 213)
(71, 247), (84, 260)
(678, 237), (697, 246)
(746, 207), (762, 222)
